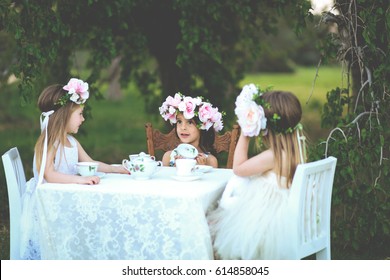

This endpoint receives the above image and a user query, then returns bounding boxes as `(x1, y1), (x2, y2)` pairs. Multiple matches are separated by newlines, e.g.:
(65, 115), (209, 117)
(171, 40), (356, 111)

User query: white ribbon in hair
(38, 110), (55, 185)
(296, 129), (307, 164)
(40, 110), (54, 131)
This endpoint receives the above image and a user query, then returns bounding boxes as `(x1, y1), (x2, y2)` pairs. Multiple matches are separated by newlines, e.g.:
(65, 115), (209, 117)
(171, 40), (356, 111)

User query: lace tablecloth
(36, 167), (233, 260)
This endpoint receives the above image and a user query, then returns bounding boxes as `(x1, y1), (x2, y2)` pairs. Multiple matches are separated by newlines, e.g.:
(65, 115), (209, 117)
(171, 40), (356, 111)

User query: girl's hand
(195, 153), (208, 165)
(79, 176), (100, 185)
(171, 155), (184, 166)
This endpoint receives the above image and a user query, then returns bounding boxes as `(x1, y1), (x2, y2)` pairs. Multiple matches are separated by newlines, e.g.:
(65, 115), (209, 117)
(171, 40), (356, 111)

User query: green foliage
(0, 0), (312, 117)
(0, 31), (16, 85)
(321, 87), (349, 128)
(2, 0), (70, 103)
(315, 0), (390, 259)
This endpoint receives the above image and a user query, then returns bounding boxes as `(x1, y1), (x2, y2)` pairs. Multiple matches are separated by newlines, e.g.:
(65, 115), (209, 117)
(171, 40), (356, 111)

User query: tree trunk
(106, 56), (123, 101)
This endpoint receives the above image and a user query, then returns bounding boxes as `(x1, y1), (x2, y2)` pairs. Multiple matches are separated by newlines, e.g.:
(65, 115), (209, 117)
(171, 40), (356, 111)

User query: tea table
(35, 166), (233, 260)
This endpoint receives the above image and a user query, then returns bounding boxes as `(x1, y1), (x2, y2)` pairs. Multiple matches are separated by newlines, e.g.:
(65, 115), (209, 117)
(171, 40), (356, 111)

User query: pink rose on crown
(63, 78), (89, 104)
(212, 111), (224, 131)
(199, 102), (223, 131)
(166, 93), (182, 107)
(198, 102), (214, 122)
(178, 96), (198, 119)
(166, 105), (178, 124)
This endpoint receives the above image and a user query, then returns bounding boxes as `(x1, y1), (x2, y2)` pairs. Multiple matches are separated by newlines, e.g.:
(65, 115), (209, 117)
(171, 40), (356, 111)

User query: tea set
(76, 144), (210, 181)
(75, 162), (99, 176)
(122, 152), (163, 180)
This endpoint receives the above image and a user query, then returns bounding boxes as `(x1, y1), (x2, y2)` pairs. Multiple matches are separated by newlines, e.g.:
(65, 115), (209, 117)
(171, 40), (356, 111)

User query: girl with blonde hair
(20, 78), (129, 259)
(208, 85), (307, 260)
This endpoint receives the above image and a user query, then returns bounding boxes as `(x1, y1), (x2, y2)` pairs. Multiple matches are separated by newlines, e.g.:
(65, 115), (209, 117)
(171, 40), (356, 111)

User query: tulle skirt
(208, 172), (295, 260)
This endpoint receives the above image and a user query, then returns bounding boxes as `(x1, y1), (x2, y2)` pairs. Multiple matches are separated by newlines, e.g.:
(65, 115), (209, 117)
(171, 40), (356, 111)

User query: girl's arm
(43, 148), (100, 185)
(232, 132), (274, 177)
(76, 140), (130, 174)
(162, 150), (173, 166)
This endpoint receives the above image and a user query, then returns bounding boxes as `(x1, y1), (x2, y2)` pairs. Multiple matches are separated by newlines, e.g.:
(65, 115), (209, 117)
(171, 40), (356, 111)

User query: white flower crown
(235, 84), (268, 137)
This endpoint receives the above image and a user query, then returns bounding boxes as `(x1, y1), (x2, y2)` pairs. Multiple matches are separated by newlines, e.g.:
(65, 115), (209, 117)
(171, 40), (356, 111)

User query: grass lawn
(0, 66), (342, 259)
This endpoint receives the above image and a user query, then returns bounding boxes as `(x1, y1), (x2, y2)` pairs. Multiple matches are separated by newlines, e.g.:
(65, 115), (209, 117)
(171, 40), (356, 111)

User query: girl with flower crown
(20, 78), (129, 259)
(208, 84), (307, 260)
(159, 93), (224, 167)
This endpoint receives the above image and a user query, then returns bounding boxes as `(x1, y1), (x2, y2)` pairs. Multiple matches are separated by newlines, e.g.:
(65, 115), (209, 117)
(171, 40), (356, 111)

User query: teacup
(176, 158), (196, 176)
(175, 144), (198, 159)
(76, 162), (99, 176)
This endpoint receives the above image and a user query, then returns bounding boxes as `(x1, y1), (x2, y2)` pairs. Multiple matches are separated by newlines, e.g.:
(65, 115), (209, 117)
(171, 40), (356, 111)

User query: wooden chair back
(145, 123), (240, 168)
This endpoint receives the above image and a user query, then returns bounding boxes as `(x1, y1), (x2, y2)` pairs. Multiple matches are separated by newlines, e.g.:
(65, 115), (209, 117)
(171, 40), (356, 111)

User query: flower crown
(56, 78), (90, 106)
(159, 92), (224, 132)
(235, 83), (301, 136)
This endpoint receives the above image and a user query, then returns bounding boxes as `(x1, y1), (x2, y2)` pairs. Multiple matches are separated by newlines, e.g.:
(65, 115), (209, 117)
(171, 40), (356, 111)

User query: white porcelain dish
(194, 165), (213, 173)
(175, 144), (199, 159)
(172, 171), (202, 182)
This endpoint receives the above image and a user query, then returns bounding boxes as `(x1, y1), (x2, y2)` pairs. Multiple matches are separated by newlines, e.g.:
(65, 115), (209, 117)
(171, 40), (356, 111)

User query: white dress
(208, 172), (295, 260)
(20, 135), (78, 259)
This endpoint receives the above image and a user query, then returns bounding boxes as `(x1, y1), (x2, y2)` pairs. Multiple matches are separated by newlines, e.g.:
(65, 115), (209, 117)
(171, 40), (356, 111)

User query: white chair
(2, 147), (27, 259)
(288, 156), (337, 260)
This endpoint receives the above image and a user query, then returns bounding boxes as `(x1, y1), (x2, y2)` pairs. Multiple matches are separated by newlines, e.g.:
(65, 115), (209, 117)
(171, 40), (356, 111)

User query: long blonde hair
(261, 91), (306, 187)
(35, 84), (80, 171)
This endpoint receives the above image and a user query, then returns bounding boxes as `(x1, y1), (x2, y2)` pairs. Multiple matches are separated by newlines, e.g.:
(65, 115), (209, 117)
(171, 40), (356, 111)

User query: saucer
(96, 172), (106, 178)
(194, 165), (213, 173)
(172, 172), (202, 182)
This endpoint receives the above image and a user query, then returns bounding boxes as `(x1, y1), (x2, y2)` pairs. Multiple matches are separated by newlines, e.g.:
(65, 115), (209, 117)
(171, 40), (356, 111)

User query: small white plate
(194, 165), (213, 173)
(172, 172), (202, 182)
(96, 172), (106, 178)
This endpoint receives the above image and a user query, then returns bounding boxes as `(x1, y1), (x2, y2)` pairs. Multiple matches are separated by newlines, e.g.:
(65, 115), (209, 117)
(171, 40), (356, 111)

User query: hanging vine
(314, 0), (389, 259)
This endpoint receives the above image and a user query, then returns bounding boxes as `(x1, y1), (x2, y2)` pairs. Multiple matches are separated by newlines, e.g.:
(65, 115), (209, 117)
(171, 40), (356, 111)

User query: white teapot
(122, 152), (162, 180)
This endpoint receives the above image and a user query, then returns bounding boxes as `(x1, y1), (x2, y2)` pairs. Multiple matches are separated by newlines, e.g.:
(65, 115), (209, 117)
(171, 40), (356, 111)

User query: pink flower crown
(159, 93), (224, 132)
(56, 78), (90, 106)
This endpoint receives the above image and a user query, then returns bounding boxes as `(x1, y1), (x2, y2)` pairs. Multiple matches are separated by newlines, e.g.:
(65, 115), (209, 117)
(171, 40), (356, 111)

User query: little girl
(159, 93), (224, 168)
(208, 85), (307, 259)
(20, 78), (129, 259)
